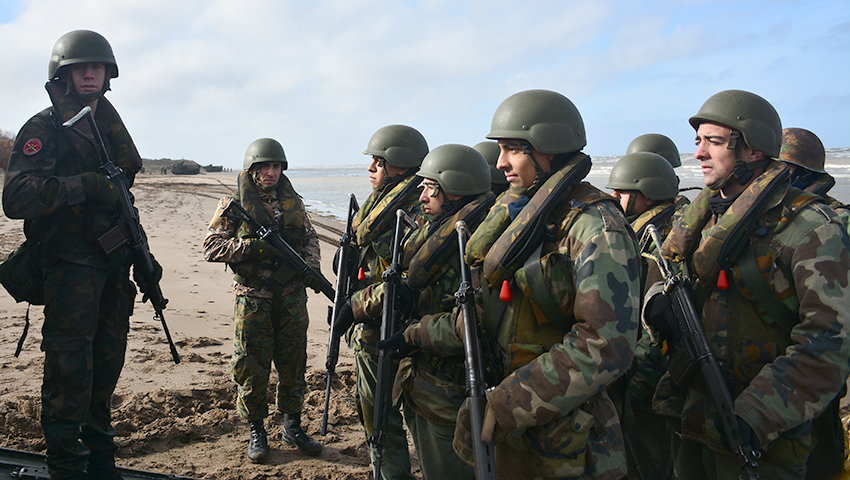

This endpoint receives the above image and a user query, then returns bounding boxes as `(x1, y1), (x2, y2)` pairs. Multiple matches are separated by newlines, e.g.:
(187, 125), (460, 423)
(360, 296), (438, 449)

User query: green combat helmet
(487, 89), (586, 154)
(474, 141), (507, 186)
(626, 133), (681, 168)
(606, 152), (679, 201)
(779, 128), (826, 173)
(689, 89), (782, 158)
(418, 144), (491, 196)
(244, 138), (288, 171)
(689, 89), (781, 189)
(363, 124), (429, 169)
(49, 30), (118, 80)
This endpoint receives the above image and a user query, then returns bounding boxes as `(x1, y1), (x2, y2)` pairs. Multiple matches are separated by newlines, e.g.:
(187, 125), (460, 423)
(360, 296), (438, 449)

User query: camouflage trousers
(403, 403), (474, 480)
(354, 348), (415, 480)
(41, 252), (133, 480)
(672, 435), (808, 480)
(232, 290), (308, 420)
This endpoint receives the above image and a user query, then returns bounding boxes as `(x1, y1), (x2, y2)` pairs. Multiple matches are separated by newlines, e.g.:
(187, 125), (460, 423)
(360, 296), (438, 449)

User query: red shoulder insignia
(23, 138), (43, 156)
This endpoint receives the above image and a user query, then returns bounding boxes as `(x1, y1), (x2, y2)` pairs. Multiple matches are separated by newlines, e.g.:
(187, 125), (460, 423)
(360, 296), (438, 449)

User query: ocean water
(287, 149), (850, 222)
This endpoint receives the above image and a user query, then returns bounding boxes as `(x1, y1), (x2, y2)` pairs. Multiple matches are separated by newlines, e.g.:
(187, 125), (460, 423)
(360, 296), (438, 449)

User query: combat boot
(281, 413), (322, 457)
(87, 450), (124, 480)
(247, 420), (270, 463)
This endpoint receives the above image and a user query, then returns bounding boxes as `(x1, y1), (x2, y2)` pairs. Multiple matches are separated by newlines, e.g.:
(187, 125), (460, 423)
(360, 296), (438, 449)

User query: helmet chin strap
(624, 192), (637, 217)
(708, 130), (770, 190)
(521, 141), (547, 185)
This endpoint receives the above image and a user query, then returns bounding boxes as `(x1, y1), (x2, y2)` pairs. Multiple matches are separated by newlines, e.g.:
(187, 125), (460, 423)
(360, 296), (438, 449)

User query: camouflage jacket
(3, 83), (142, 267)
(348, 174), (424, 350)
(651, 167), (850, 457)
(203, 177), (320, 298)
(352, 192), (495, 424)
(465, 157), (641, 479)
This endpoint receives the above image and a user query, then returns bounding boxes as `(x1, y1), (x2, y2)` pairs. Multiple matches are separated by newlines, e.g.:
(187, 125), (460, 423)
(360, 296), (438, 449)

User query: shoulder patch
(23, 138), (43, 156)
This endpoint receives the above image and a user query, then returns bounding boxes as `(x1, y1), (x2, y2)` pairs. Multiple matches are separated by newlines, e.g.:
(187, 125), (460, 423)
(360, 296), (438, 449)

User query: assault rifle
(370, 209), (417, 480)
(454, 221), (497, 480)
(644, 224), (760, 480)
(321, 193), (359, 435)
(220, 200), (335, 302)
(63, 106), (180, 364)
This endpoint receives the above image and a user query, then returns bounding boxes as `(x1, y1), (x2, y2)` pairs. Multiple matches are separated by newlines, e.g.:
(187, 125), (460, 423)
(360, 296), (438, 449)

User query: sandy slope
(0, 171), (400, 479)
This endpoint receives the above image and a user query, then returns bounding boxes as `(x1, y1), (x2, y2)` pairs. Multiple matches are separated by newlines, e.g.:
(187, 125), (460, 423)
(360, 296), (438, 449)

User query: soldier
(352, 144), (495, 480)
(203, 138), (324, 463)
(644, 90), (850, 479)
(474, 141), (509, 196)
(332, 125), (428, 479)
(777, 127), (850, 480)
(2, 30), (149, 480)
(453, 89), (641, 479)
(606, 151), (682, 479)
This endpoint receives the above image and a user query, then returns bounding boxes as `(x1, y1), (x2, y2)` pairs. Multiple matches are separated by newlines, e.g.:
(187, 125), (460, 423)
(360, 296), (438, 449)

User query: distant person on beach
(352, 144), (494, 480)
(643, 90), (850, 480)
(474, 141), (509, 196)
(777, 127), (850, 480)
(203, 138), (324, 463)
(452, 89), (641, 479)
(332, 124), (428, 479)
(2, 30), (148, 480)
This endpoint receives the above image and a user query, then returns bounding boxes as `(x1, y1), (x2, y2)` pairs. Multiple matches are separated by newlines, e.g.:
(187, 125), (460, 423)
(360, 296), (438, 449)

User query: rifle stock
(370, 209), (416, 480)
(322, 193), (359, 435)
(644, 225), (760, 479)
(455, 221), (497, 480)
(220, 200), (335, 301)
(63, 107), (180, 364)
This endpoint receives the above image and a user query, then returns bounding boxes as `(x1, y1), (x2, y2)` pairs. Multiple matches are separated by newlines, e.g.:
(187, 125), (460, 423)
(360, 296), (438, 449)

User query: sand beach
(0, 171), (387, 479)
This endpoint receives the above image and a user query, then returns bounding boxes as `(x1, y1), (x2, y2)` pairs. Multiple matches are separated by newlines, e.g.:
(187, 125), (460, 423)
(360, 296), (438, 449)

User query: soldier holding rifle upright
(204, 138), (324, 463)
(2, 30), (156, 480)
(644, 90), (850, 480)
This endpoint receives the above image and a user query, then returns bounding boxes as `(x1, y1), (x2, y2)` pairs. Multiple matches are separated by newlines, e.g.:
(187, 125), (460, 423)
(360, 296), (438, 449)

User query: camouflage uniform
(2, 79), (141, 479)
(646, 161), (850, 479)
(620, 195), (689, 480)
(348, 173), (423, 480)
(203, 172), (320, 421)
(354, 191), (495, 480)
(456, 154), (641, 480)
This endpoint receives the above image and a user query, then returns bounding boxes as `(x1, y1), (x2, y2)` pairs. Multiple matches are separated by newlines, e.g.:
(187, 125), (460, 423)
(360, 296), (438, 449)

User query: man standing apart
(204, 138), (323, 463)
(333, 125), (428, 479)
(454, 89), (641, 479)
(3, 30), (149, 480)
(646, 90), (850, 479)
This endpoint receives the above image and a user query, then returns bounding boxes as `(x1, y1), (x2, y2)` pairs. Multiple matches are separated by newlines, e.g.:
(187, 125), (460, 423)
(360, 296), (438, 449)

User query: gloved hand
(303, 268), (325, 294)
(719, 415), (761, 454)
(80, 171), (118, 208)
(644, 291), (678, 343)
(251, 239), (283, 263)
(134, 255), (163, 303)
(375, 329), (414, 358)
(331, 300), (356, 336)
(396, 282), (416, 320)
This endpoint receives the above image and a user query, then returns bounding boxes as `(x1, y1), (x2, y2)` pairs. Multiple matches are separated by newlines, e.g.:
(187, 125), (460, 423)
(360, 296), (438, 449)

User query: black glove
(134, 255), (163, 303)
(644, 292), (679, 343)
(251, 239), (283, 262)
(303, 269), (325, 294)
(80, 171), (118, 208)
(396, 282), (416, 321)
(375, 329), (413, 358)
(331, 300), (356, 336)
(719, 415), (761, 454)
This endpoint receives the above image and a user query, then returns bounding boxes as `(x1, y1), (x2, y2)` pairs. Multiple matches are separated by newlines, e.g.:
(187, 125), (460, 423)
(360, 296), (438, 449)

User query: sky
(0, 0), (848, 170)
